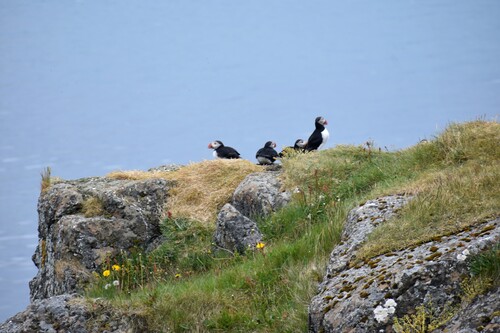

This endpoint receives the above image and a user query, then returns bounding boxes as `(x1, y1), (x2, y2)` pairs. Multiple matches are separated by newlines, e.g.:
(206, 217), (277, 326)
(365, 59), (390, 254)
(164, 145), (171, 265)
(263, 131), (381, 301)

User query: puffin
(256, 141), (279, 165)
(208, 140), (240, 159)
(279, 139), (306, 157)
(305, 116), (329, 151)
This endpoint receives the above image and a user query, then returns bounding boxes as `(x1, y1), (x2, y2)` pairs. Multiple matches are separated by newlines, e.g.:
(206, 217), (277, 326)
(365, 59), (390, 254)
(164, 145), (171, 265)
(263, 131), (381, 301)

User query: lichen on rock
(231, 171), (291, 219)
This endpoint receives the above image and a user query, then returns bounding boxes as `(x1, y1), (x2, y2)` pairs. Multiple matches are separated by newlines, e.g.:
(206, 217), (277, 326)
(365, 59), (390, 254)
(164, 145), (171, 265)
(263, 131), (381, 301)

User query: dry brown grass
(107, 159), (262, 223)
(40, 166), (52, 193)
(106, 169), (170, 180)
(164, 159), (262, 223)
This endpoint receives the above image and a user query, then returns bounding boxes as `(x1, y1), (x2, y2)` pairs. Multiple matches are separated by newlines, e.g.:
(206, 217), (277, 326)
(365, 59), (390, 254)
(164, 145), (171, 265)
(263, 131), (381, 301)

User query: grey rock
(0, 294), (141, 333)
(30, 177), (171, 301)
(213, 203), (263, 254)
(232, 171), (291, 218)
(325, 195), (412, 277)
(213, 170), (290, 254)
(308, 194), (500, 333)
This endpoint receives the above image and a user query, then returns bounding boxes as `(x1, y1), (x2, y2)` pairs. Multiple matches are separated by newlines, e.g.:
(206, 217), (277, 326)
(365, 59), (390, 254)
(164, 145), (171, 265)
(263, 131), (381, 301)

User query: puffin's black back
(256, 145), (278, 160)
(256, 141), (278, 164)
(305, 117), (326, 151)
(217, 145), (240, 159)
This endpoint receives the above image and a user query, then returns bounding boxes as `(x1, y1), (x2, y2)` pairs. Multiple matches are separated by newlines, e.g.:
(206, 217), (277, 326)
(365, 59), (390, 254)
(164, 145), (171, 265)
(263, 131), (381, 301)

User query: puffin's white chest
(319, 128), (329, 149)
(213, 150), (219, 158)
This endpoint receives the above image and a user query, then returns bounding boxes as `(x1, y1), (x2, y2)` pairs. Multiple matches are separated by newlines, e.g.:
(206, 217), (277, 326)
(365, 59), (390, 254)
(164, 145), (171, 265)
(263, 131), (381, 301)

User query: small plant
(156, 214), (219, 273)
(89, 249), (173, 297)
(82, 196), (106, 217)
(460, 276), (493, 303)
(40, 166), (51, 193)
(363, 140), (376, 162)
(393, 305), (427, 333)
(393, 301), (458, 333)
(469, 243), (500, 286)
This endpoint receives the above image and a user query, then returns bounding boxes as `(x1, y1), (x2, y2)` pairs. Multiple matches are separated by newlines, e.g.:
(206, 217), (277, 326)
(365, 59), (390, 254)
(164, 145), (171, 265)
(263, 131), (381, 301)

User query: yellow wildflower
(175, 273), (182, 279)
(112, 264), (121, 271)
(256, 242), (265, 249)
(103, 270), (111, 277)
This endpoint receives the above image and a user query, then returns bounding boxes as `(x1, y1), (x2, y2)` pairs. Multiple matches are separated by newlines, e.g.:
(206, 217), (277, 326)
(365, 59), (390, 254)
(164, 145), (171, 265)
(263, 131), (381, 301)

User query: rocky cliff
(1, 165), (498, 332)
(0, 167), (291, 332)
(30, 177), (171, 301)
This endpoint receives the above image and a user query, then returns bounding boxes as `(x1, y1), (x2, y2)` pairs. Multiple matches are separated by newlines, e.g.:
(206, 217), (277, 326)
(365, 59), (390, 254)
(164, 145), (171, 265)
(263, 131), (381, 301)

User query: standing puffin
(256, 141), (279, 165)
(208, 140), (240, 159)
(305, 116), (329, 151)
(279, 139), (306, 157)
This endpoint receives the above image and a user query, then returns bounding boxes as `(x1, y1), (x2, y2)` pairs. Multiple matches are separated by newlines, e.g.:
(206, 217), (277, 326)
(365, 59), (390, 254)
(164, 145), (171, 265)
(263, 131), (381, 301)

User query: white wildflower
(457, 249), (470, 261)
(374, 305), (389, 323)
(113, 280), (120, 286)
(374, 299), (397, 323)
(384, 299), (397, 308)
(104, 283), (111, 290)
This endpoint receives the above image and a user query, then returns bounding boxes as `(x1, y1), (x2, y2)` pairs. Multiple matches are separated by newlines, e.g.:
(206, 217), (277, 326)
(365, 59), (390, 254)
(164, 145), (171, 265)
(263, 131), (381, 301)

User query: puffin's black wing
(305, 130), (323, 151)
(256, 147), (265, 159)
(256, 147), (278, 160)
(218, 146), (240, 159)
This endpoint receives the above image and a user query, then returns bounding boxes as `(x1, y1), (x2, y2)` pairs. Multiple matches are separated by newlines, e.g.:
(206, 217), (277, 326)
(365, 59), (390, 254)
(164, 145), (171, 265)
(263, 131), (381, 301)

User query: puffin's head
(208, 140), (223, 149)
(294, 139), (306, 148)
(265, 141), (276, 148)
(315, 116), (328, 126)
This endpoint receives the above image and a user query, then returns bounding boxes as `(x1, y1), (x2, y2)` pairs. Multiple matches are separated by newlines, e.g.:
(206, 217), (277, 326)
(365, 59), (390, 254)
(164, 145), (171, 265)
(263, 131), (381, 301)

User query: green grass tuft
(469, 243), (500, 287)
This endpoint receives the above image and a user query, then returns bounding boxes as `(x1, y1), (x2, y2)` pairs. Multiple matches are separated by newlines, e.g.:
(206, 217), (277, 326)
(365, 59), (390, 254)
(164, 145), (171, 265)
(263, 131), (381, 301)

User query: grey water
(1, 0), (499, 322)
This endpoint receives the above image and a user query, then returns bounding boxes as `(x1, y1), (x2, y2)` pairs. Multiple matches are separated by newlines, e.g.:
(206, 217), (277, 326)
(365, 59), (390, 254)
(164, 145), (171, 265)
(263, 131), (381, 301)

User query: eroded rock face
(213, 203), (263, 254)
(30, 177), (170, 301)
(308, 195), (500, 333)
(231, 171), (291, 218)
(0, 294), (142, 333)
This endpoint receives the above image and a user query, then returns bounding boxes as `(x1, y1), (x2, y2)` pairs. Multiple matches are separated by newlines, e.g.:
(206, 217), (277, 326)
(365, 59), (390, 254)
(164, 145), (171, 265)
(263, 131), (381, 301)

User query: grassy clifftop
(90, 120), (499, 332)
